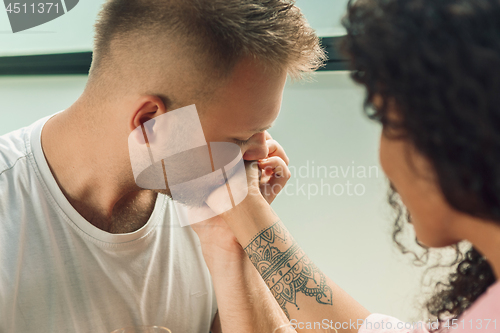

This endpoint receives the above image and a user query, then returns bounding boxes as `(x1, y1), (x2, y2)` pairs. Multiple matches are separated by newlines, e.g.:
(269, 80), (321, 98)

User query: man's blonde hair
(88, 0), (325, 107)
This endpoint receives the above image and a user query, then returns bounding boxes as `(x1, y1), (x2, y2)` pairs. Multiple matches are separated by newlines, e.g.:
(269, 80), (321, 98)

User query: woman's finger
(258, 156), (291, 203)
(265, 139), (290, 165)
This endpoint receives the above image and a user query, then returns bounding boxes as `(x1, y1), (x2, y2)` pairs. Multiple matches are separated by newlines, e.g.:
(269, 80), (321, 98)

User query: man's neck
(96, 190), (158, 233)
(41, 105), (157, 233)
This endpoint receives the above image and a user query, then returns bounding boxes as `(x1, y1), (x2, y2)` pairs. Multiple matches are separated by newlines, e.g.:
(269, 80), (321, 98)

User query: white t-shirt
(0, 113), (218, 333)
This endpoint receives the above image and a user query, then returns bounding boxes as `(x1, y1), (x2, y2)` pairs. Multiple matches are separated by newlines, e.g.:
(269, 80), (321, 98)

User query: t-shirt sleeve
(358, 313), (430, 333)
(359, 282), (500, 333)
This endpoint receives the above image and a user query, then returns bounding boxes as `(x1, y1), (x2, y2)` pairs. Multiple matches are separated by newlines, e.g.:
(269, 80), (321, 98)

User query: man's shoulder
(0, 125), (31, 176)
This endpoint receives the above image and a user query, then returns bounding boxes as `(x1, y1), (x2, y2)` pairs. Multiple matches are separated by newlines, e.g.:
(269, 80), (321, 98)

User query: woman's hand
(257, 132), (291, 203)
(203, 131), (290, 216)
(192, 132), (291, 261)
(207, 131), (291, 212)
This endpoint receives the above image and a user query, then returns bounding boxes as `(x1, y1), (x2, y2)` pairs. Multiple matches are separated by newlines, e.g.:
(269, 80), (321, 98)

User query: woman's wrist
(219, 192), (278, 247)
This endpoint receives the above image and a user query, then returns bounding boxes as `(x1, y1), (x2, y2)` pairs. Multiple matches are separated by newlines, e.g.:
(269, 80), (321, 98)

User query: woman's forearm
(220, 195), (371, 333)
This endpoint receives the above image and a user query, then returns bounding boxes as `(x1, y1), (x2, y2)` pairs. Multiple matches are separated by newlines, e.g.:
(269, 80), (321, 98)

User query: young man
(0, 0), (324, 332)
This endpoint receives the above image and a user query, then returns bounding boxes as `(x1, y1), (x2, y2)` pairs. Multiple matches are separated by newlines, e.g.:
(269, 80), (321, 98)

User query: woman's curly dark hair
(340, 0), (499, 327)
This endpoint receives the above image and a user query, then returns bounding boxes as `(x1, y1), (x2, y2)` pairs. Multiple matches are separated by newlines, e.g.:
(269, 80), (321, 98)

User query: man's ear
(129, 95), (167, 132)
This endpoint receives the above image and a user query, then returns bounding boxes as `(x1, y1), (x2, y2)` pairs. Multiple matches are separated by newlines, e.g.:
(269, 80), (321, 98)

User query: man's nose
(242, 132), (268, 161)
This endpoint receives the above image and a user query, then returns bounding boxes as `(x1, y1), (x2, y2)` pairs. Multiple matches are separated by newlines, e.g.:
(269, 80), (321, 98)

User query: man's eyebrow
(253, 123), (274, 133)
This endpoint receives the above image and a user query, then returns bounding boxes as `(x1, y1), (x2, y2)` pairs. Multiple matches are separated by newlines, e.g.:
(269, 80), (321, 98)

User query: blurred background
(0, 0), (432, 323)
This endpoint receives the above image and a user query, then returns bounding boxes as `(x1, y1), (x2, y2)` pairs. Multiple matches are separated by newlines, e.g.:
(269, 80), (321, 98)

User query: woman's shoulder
(454, 280), (500, 332)
(358, 281), (499, 333)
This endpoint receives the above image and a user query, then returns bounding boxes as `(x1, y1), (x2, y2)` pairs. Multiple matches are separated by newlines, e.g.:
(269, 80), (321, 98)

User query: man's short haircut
(90, 0), (326, 85)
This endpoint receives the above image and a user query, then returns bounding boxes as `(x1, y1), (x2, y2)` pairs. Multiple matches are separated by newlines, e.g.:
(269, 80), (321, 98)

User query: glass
(110, 326), (171, 333)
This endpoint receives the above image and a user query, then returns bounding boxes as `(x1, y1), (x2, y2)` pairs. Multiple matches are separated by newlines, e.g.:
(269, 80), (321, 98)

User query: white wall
(295, 0), (349, 36)
(0, 75), (88, 134)
(0, 1), (105, 56)
(0, 72), (427, 322)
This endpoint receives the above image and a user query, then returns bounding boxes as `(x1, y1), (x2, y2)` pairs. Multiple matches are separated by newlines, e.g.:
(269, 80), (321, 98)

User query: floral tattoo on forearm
(243, 220), (333, 318)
